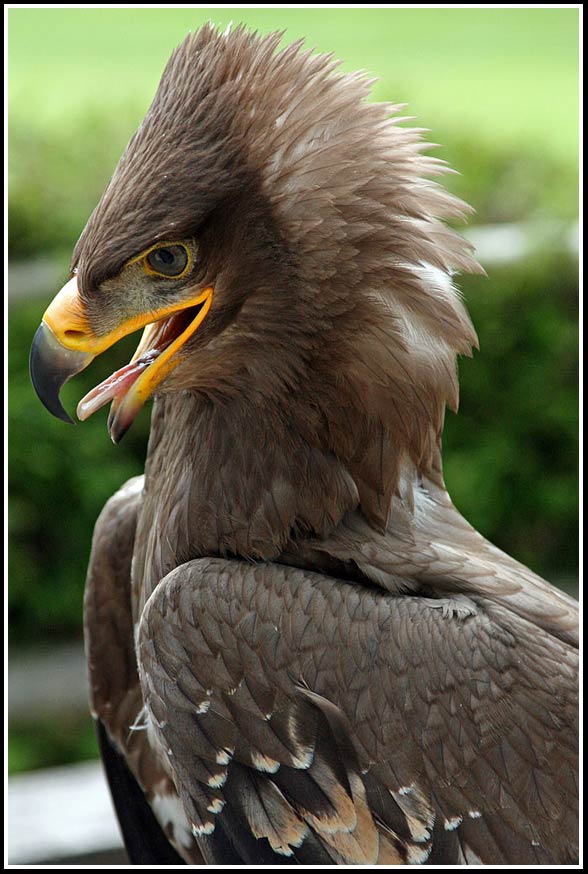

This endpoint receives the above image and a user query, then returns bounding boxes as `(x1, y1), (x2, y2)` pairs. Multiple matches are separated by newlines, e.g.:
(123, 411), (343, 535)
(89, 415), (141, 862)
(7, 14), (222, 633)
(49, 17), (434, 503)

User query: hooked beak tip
(29, 322), (94, 424)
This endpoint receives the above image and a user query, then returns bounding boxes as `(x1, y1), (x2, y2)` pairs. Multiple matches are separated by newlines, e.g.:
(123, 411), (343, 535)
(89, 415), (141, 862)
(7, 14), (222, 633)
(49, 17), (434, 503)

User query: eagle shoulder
(84, 476), (205, 862)
(137, 557), (578, 865)
(84, 474), (144, 731)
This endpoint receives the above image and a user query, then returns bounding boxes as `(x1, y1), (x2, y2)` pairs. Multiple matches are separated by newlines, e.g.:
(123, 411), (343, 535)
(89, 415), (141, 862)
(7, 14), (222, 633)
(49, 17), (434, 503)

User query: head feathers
(74, 24), (483, 527)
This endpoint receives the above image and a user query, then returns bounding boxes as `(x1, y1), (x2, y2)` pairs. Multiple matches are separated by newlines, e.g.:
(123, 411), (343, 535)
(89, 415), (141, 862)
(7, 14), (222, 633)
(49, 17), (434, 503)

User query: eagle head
(30, 24), (481, 519)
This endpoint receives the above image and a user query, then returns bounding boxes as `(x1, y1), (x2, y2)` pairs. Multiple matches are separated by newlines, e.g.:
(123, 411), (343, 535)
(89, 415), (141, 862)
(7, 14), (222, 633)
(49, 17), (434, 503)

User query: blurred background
(8, 6), (579, 863)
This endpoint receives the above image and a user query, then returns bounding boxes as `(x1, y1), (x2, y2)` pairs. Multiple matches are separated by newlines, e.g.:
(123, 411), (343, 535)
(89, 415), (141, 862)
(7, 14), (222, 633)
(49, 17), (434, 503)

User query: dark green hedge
(444, 253), (578, 578)
(9, 311), (150, 642)
(8, 250), (578, 645)
(8, 109), (142, 260)
(9, 714), (98, 774)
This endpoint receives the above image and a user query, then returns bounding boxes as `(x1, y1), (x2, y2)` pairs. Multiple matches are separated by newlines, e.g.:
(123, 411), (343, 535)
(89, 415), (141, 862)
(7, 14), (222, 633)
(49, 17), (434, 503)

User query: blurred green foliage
(8, 7), (579, 258)
(9, 110), (140, 260)
(9, 306), (150, 642)
(9, 715), (98, 774)
(8, 8), (578, 160)
(445, 254), (578, 577)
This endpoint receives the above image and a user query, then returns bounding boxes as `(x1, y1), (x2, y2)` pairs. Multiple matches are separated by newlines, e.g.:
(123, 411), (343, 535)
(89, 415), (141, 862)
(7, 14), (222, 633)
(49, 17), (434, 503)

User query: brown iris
(145, 244), (189, 278)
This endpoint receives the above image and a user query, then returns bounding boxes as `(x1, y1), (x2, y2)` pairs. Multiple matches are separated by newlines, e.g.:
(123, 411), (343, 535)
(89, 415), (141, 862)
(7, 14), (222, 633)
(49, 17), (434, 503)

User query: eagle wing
(137, 556), (578, 865)
(84, 477), (202, 864)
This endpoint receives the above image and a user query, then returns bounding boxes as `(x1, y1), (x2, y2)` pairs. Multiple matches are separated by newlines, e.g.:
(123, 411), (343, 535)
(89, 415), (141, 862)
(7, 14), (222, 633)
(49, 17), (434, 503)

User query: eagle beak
(29, 278), (97, 424)
(30, 321), (95, 424)
(30, 275), (214, 440)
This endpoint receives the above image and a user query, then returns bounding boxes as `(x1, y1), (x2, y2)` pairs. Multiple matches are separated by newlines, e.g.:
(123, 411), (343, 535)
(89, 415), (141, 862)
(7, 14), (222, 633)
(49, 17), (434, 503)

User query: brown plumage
(30, 24), (578, 865)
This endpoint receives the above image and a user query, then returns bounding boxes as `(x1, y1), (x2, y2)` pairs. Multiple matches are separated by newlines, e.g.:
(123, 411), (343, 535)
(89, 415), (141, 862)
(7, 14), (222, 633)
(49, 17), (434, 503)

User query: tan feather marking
(390, 783), (436, 842)
(215, 748), (234, 765)
(302, 757), (357, 834)
(206, 771), (227, 788)
(251, 750), (281, 773)
(206, 798), (225, 814)
(235, 771), (308, 855)
(406, 842), (433, 864)
(287, 709), (315, 769)
(314, 774), (379, 864)
(191, 820), (215, 837)
(375, 831), (405, 865)
(302, 781), (357, 836)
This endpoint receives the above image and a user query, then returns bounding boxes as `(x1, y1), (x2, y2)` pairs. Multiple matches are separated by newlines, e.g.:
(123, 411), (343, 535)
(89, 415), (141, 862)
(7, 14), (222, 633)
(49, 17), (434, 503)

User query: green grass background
(8, 7), (579, 158)
(8, 7), (579, 773)
(8, 7), (580, 257)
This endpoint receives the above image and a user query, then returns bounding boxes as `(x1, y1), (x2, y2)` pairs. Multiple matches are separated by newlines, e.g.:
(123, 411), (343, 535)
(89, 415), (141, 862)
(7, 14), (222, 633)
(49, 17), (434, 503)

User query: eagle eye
(145, 244), (189, 278)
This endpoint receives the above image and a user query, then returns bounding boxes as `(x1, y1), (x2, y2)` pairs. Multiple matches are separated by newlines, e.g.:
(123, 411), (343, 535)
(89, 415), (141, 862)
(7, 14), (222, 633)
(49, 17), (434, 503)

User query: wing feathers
(136, 557), (577, 864)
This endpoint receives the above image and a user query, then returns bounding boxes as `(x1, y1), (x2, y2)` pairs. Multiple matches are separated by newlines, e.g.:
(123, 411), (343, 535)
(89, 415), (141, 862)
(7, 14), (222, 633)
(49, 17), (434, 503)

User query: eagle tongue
(76, 357), (153, 421)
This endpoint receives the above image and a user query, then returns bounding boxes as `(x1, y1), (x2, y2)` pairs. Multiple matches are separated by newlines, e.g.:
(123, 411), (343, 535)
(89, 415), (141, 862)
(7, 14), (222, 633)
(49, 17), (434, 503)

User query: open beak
(30, 276), (213, 442)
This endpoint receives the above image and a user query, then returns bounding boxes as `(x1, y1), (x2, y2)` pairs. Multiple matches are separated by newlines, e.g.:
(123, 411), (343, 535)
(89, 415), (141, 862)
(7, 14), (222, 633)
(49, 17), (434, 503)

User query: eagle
(30, 24), (578, 866)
